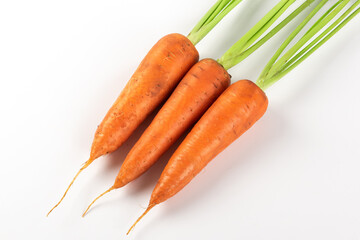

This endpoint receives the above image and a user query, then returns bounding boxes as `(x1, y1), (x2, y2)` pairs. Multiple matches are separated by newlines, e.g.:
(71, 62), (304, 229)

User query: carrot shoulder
(128, 80), (268, 233)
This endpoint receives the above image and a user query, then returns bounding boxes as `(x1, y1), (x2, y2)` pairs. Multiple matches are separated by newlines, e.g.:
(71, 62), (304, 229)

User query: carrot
(82, 58), (230, 216)
(47, 0), (245, 216)
(83, 0), (313, 216)
(127, 80), (268, 233)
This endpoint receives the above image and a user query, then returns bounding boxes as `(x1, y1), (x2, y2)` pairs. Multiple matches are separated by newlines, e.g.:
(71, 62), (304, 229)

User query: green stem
(187, 0), (243, 46)
(266, 0), (349, 80)
(258, 0), (360, 90)
(205, 0), (232, 25)
(218, 0), (294, 69)
(265, 2), (360, 89)
(304, 1), (341, 35)
(219, 0), (315, 70)
(240, 0), (296, 51)
(189, 0), (225, 35)
(257, 0), (328, 87)
(283, 0), (360, 73)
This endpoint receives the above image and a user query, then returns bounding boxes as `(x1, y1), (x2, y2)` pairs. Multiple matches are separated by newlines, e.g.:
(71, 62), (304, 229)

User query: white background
(1, 0), (360, 239)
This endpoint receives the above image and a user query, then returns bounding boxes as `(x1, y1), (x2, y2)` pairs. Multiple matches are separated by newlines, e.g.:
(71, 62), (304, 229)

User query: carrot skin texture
(113, 58), (230, 188)
(150, 80), (268, 205)
(90, 33), (199, 162)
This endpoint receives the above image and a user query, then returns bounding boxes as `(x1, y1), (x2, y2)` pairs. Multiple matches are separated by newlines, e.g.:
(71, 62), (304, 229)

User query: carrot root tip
(46, 158), (93, 217)
(82, 186), (115, 217)
(127, 205), (155, 235)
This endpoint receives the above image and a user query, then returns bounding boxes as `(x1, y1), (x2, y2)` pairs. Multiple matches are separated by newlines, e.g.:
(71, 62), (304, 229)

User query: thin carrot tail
(127, 204), (155, 235)
(82, 186), (115, 217)
(46, 158), (93, 216)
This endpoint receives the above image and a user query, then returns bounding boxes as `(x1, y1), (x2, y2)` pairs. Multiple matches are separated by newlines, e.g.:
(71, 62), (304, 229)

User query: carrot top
(217, 0), (313, 70)
(257, 0), (360, 90)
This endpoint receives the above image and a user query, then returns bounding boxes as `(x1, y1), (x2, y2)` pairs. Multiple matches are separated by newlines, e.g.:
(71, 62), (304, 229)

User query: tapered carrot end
(127, 205), (155, 235)
(46, 158), (93, 217)
(82, 186), (115, 217)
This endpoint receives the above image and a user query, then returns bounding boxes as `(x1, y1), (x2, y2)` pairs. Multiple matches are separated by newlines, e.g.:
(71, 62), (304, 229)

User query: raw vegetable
(82, 0), (313, 216)
(128, 0), (360, 233)
(47, 0), (244, 216)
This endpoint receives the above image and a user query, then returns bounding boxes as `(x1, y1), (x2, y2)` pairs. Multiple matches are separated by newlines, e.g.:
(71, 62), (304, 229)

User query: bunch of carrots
(47, 0), (360, 235)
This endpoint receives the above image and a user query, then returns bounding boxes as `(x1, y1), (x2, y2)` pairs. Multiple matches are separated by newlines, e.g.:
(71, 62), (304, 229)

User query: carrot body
(48, 33), (198, 216)
(150, 80), (268, 205)
(90, 33), (199, 162)
(114, 58), (230, 188)
(128, 80), (268, 232)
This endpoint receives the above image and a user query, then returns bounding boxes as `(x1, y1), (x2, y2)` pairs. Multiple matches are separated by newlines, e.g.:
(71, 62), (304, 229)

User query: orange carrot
(127, 80), (268, 233)
(82, 59), (230, 216)
(47, 33), (198, 216)
(124, 0), (356, 233)
(83, 0), (310, 218)
(81, 0), (312, 220)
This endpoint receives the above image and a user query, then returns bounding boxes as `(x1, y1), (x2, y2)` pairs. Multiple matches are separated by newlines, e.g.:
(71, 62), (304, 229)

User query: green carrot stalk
(257, 0), (329, 85)
(188, 0), (244, 45)
(257, 0), (360, 90)
(280, 1), (360, 74)
(217, 0), (321, 70)
(266, 0), (350, 78)
(218, 0), (316, 70)
(189, 0), (321, 71)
